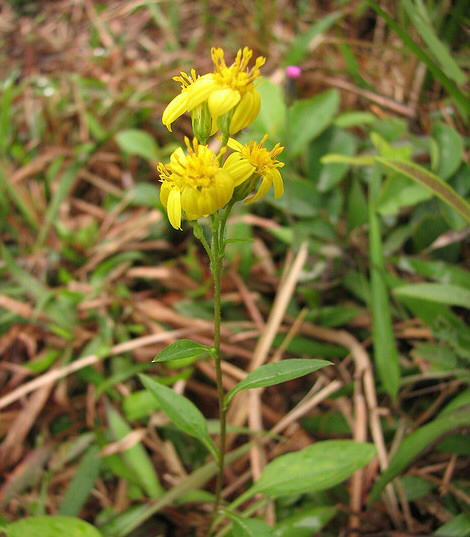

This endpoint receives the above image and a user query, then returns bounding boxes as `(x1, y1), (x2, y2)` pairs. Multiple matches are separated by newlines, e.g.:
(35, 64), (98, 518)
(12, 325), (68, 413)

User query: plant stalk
(209, 212), (227, 534)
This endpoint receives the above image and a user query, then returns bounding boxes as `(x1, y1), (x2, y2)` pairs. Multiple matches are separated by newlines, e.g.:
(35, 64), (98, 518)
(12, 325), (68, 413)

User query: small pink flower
(285, 65), (302, 79)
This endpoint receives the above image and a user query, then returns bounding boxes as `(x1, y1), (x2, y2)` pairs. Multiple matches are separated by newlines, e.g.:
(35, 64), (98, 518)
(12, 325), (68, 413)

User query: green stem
(191, 220), (214, 267)
(219, 199), (235, 252)
(209, 211), (227, 533)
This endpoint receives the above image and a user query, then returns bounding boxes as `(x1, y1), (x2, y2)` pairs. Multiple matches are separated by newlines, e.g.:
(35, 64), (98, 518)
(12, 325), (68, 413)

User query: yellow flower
(162, 48), (266, 135)
(223, 135), (285, 203)
(162, 69), (200, 133)
(158, 138), (246, 229)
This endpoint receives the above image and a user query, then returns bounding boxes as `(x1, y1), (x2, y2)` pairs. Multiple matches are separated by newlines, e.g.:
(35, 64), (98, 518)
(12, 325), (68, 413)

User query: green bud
(217, 109), (235, 142)
(191, 102), (212, 144)
(231, 175), (257, 203)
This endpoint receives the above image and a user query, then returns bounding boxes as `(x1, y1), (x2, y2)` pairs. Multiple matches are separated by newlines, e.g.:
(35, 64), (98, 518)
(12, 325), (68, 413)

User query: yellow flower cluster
(158, 47), (285, 229)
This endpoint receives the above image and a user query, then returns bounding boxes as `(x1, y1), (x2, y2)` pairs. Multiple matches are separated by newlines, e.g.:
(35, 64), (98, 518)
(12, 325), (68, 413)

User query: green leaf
(99, 443), (253, 537)
(1, 243), (50, 302)
(401, 0), (466, 87)
(347, 177), (368, 232)
(139, 374), (218, 461)
(288, 90), (340, 158)
(0, 167), (40, 230)
(434, 513), (470, 537)
(106, 405), (164, 498)
(392, 256), (470, 289)
(243, 440), (376, 499)
(432, 122), (463, 181)
(366, 0), (469, 117)
(376, 174), (432, 215)
(321, 153), (375, 167)
(334, 111), (376, 128)
(250, 80), (286, 137)
(369, 407), (469, 503)
(267, 177), (321, 217)
(224, 359), (331, 410)
(369, 187), (400, 400)
(58, 445), (102, 516)
(375, 158), (470, 224)
(273, 506), (337, 537)
(115, 129), (160, 161)
(5, 516), (102, 537)
(152, 339), (211, 363)
(225, 512), (272, 537)
(283, 12), (343, 66)
(307, 126), (356, 192)
(400, 475), (436, 501)
(394, 283), (470, 309)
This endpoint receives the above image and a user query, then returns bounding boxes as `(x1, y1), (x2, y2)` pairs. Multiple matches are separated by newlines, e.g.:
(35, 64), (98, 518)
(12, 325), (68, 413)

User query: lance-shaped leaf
(375, 158), (470, 224)
(139, 374), (218, 461)
(393, 283), (470, 310)
(4, 516), (103, 537)
(231, 440), (375, 506)
(369, 406), (469, 503)
(225, 512), (273, 537)
(224, 359), (331, 410)
(152, 339), (211, 363)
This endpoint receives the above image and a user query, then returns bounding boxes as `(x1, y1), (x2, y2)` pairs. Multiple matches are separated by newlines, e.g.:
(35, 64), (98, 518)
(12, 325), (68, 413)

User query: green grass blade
(36, 160), (83, 248)
(375, 158), (470, 224)
(394, 283), (470, 309)
(369, 178), (400, 400)
(369, 406), (469, 503)
(0, 167), (40, 231)
(401, 0), (466, 86)
(366, 0), (469, 116)
(58, 445), (102, 516)
(106, 405), (164, 498)
(99, 442), (253, 537)
(1, 242), (50, 302)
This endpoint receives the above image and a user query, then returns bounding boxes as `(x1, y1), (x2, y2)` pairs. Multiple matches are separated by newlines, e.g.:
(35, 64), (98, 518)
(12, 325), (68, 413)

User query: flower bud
(191, 102), (212, 144)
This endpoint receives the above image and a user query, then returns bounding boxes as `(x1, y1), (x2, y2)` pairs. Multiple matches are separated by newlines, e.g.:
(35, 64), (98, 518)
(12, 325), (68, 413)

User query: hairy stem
(209, 211), (227, 533)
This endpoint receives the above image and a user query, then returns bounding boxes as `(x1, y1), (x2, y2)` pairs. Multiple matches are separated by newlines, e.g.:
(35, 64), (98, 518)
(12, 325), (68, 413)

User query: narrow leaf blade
(106, 405), (164, 498)
(394, 283), (470, 310)
(5, 516), (103, 537)
(375, 158), (470, 224)
(225, 512), (272, 537)
(153, 339), (210, 363)
(250, 440), (376, 498)
(224, 359), (331, 410)
(369, 407), (469, 503)
(139, 374), (218, 460)
(58, 446), (102, 516)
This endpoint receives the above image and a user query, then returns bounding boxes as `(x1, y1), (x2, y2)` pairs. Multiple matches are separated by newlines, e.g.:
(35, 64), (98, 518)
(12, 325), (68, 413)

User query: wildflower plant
(140, 48), (370, 535)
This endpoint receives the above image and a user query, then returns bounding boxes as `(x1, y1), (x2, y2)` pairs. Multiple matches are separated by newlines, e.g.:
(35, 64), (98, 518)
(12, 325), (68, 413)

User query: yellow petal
(272, 168), (284, 199)
(198, 189), (212, 218)
(159, 181), (170, 208)
(181, 187), (200, 220)
(230, 89), (260, 134)
(186, 76), (218, 110)
(227, 138), (244, 152)
(162, 92), (189, 132)
(223, 154), (255, 186)
(169, 147), (187, 175)
(214, 170), (234, 207)
(167, 188), (182, 229)
(245, 175), (271, 204)
(208, 88), (240, 118)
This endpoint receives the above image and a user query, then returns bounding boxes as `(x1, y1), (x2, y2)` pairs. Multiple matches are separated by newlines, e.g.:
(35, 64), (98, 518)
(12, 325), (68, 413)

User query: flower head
(162, 69), (199, 132)
(162, 48), (266, 135)
(158, 138), (243, 229)
(224, 135), (285, 203)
